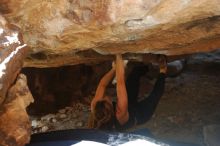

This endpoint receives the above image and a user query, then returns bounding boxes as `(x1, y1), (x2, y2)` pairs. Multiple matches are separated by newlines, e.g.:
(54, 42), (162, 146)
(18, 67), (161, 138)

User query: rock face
(0, 74), (34, 146)
(0, 15), (28, 104)
(1, 0), (220, 67)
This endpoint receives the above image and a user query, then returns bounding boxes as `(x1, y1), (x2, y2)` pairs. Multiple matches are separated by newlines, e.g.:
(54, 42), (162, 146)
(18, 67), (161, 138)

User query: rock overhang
(1, 0), (220, 67)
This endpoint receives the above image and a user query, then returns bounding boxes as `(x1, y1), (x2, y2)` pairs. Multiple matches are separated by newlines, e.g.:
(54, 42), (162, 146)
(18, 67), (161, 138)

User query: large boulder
(0, 15), (28, 104)
(0, 74), (34, 146)
(1, 0), (220, 67)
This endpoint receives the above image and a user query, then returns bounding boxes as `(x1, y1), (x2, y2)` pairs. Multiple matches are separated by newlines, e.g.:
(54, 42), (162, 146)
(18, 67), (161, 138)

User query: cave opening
(21, 51), (220, 145)
(21, 60), (160, 132)
(22, 62), (110, 115)
(22, 61), (159, 116)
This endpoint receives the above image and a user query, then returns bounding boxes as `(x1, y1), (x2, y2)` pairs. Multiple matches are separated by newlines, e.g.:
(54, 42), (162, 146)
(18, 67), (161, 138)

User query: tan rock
(1, 0), (220, 67)
(41, 114), (56, 122)
(0, 15), (28, 104)
(0, 74), (34, 146)
(59, 113), (67, 119)
(51, 118), (57, 123)
(41, 126), (49, 133)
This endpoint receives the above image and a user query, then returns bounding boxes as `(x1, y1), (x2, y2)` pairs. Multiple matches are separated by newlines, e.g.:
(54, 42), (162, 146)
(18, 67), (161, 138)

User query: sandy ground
(139, 50), (220, 145)
(30, 50), (220, 146)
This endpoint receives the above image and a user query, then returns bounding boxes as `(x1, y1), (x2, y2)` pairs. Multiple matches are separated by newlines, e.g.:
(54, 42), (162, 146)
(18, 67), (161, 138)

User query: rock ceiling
(1, 0), (220, 67)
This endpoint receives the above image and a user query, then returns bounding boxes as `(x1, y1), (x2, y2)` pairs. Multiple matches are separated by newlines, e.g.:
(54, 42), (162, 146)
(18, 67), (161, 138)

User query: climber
(88, 54), (167, 131)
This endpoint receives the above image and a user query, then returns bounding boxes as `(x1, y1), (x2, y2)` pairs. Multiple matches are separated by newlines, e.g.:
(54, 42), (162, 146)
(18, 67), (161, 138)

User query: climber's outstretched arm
(91, 66), (115, 111)
(116, 54), (129, 125)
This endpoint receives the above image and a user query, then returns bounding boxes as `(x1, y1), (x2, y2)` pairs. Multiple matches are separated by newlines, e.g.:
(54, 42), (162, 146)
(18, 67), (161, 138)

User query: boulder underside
(1, 0), (220, 68)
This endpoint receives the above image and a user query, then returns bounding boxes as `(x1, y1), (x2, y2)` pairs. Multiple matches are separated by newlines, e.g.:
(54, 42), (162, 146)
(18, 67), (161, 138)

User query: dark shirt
(113, 102), (136, 131)
(113, 73), (166, 131)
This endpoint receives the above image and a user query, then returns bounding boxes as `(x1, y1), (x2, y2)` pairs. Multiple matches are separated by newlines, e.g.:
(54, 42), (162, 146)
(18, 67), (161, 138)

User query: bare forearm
(116, 80), (129, 124)
(116, 82), (128, 111)
(116, 55), (124, 78)
(100, 68), (115, 86)
(116, 54), (128, 123)
(94, 68), (115, 100)
(116, 59), (127, 109)
(92, 67), (115, 111)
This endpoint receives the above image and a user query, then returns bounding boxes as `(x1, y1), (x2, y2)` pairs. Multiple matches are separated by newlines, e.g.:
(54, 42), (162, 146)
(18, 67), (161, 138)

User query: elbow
(116, 110), (129, 125)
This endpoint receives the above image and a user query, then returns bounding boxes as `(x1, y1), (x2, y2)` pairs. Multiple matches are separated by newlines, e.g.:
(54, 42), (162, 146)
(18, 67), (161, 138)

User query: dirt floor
(136, 51), (220, 145)
(29, 50), (220, 146)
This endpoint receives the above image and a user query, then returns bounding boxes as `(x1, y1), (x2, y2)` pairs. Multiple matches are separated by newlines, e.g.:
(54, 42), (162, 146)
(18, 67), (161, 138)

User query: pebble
(65, 107), (72, 111)
(66, 110), (72, 115)
(41, 114), (55, 121)
(31, 120), (38, 127)
(72, 113), (78, 118)
(51, 118), (57, 123)
(75, 121), (84, 127)
(81, 106), (89, 112)
(38, 121), (45, 128)
(41, 126), (49, 132)
(31, 120), (44, 128)
(167, 59), (185, 77)
(58, 109), (66, 114)
(59, 113), (67, 119)
(33, 130), (38, 134)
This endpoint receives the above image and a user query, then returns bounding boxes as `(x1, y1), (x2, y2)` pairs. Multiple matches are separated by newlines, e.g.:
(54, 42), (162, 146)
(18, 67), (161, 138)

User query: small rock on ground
(203, 125), (220, 146)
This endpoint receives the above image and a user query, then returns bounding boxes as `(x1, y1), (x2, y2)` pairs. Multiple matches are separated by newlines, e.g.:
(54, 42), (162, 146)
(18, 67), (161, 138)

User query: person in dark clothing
(88, 54), (167, 131)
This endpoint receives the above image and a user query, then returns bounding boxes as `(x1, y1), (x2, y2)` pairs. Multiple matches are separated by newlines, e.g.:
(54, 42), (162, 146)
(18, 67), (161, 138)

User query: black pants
(126, 65), (165, 125)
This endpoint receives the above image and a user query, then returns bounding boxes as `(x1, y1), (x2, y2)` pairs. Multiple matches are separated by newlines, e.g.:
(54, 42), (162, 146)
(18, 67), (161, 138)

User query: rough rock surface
(0, 74), (34, 146)
(0, 15), (28, 105)
(1, 0), (220, 67)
